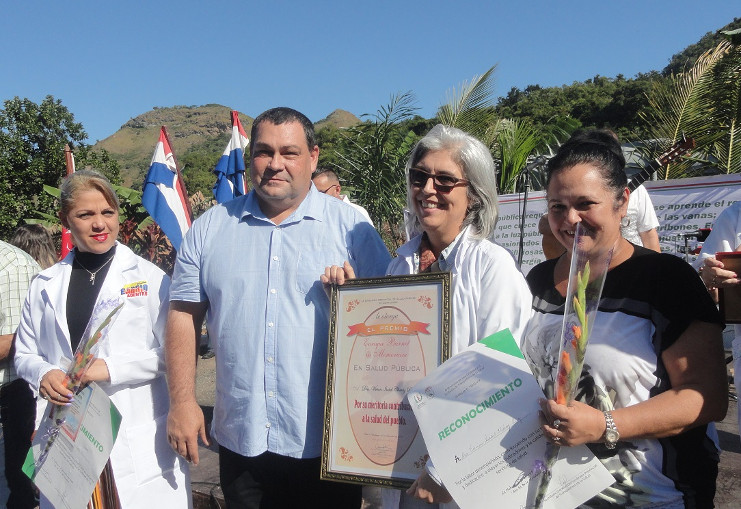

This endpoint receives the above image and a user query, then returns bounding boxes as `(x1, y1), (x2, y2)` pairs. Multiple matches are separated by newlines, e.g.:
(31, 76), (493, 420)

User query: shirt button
(270, 288), (277, 294)
(268, 322), (274, 327)
(267, 356), (273, 363)
(272, 256), (279, 261)
(268, 391), (274, 397)
(265, 423), (271, 428)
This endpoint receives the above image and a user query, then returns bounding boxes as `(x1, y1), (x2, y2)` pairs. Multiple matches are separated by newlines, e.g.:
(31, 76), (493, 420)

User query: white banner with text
(493, 174), (741, 275)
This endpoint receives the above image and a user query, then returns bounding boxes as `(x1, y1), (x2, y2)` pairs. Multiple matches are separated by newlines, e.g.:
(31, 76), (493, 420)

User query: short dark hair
(250, 107), (316, 154)
(312, 168), (339, 184)
(546, 129), (627, 199)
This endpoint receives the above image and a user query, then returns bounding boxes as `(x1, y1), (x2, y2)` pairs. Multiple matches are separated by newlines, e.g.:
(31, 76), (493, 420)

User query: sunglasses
(318, 184), (340, 194)
(409, 168), (468, 193)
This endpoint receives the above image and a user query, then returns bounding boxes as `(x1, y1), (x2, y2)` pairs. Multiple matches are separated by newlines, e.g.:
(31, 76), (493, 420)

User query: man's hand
(0, 333), (13, 361)
(167, 400), (210, 465)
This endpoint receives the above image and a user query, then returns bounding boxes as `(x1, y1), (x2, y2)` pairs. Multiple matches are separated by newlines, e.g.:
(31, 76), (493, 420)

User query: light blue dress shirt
(170, 185), (391, 459)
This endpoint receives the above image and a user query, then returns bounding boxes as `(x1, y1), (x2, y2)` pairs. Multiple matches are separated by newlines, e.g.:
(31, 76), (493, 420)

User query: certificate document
(408, 330), (614, 509)
(322, 273), (451, 487)
(23, 382), (121, 509)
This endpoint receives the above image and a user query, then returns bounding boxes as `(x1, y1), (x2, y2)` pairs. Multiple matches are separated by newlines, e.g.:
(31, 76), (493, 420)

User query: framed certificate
(716, 251), (741, 323)
(321, 272), (451, 488)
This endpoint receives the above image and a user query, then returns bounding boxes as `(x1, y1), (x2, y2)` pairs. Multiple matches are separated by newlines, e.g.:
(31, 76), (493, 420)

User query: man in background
(621, 184), (660, 251)
(312, 168), (374, 225)
(1, 240), (40, 508)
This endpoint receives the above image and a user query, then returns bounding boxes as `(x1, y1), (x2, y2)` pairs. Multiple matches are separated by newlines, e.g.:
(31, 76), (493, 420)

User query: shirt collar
(240, 185), (324, 225)
(436, 225), (469, 272)
(397, 225), (471, 273)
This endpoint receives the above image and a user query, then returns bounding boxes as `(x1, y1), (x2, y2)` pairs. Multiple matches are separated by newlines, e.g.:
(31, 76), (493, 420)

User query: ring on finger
(552, 419), (561, 429)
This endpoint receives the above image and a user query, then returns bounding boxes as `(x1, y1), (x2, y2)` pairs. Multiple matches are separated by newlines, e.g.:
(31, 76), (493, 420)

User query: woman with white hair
(323, 124), (532, 508)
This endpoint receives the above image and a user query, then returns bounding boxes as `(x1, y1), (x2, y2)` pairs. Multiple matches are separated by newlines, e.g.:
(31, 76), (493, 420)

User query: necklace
(75, 254), (114, 285)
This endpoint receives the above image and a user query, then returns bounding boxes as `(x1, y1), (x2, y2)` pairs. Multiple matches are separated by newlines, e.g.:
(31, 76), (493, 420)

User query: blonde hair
(59, 170), (119, 219)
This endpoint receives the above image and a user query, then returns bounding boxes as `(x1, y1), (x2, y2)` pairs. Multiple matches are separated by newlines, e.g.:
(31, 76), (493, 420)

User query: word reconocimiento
(80, 425), (105, 453)
(437, 378), (523, 441)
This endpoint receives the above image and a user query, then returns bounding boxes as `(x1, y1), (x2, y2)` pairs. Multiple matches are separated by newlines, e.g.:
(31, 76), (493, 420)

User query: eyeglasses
(318, 184), (339, 194)
(409, 168), (468, 193)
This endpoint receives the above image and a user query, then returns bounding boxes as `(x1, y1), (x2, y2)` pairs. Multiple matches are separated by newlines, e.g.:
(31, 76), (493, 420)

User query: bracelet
(698, 265), (714, 289)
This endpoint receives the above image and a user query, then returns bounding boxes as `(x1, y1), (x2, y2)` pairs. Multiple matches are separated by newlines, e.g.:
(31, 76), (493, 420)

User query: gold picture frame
(321, 272), (451, 488)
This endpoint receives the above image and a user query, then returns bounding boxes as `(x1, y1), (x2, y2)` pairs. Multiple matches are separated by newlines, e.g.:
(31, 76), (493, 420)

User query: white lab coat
(15, 243), (191, 508)
(387, 226), (533, 355)
(382, 226), (533, 509)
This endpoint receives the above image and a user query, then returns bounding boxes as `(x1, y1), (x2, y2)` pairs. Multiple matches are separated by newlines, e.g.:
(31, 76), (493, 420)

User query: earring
(620, 216), (630, 228)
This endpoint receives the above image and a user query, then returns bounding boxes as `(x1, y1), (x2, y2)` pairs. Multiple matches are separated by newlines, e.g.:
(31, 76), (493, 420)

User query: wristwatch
(603, 411), (620, 449)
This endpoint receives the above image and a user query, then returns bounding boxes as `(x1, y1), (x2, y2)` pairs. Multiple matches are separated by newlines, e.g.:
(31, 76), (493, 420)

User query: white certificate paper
(408, 330), (614, 509)
(23, 383), (121, 509)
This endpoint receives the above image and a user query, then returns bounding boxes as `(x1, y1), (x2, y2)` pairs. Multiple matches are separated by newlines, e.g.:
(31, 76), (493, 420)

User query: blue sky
(1, 1), (737, 143)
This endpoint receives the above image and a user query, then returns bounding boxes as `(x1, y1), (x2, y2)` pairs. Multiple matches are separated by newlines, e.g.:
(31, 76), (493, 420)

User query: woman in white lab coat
(15, 170), (191, 508)
(322, 125), (532, 509)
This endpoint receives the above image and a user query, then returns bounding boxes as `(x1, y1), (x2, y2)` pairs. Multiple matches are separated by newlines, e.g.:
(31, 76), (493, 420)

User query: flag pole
(60, 144), (76, 259)
(64, 144), (75, 176)
(161, 126), (194, 221)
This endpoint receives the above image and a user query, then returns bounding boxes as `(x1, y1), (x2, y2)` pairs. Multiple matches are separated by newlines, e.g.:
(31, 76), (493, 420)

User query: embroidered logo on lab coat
(121, 280), (148, 297)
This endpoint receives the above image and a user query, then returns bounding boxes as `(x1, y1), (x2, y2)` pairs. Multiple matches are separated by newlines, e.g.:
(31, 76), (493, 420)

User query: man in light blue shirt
(165, 107), (391, 508)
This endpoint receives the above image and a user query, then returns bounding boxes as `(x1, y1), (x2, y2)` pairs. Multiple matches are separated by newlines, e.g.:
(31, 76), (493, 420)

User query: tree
(0, 95), (119, 240)
(639, 32), (741, 178)
(0, 96), (86, 238)
(333, 92), (420, 249)
(435, 66), (578, 193)
(663, 18), (741, 76)
(75, 144), (122, 185)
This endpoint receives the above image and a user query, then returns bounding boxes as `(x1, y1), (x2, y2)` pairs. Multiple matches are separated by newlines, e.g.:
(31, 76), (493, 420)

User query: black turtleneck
(67, 245), (116, 352)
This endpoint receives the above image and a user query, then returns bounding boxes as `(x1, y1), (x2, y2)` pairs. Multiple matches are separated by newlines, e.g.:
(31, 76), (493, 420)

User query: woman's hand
(81, 358), (110, 384)
(39, 369), (74, 406)
(539, 398), (605, 447)
(320, 261), (356, 286)
(406, 471), (452, 504)
(700, 256), (739, 289)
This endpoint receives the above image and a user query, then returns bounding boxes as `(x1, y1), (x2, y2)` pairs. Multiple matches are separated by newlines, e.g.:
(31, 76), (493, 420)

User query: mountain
(94, 104), (252, 187)
(315, 109), (361, 130)
(94, 104), (360, 188)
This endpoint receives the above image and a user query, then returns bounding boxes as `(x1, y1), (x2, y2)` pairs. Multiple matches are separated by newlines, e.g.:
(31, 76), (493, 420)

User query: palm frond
(334, 92), (420, 249)
(437, 65), (497, 138)
(495, 118), (540, 194)
(639, 41), (732, 178)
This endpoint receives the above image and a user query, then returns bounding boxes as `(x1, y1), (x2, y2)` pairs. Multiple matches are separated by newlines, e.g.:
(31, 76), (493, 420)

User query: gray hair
(405, 124), (499, 239)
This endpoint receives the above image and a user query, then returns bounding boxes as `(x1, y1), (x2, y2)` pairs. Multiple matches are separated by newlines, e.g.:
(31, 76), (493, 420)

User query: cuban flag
(142, 127), (192, 250)
(212, 110), (249, 203)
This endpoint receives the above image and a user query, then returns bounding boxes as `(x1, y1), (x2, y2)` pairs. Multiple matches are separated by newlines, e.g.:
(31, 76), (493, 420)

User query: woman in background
(11, 223), (57, 269)
(15, 170), (191, 508)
